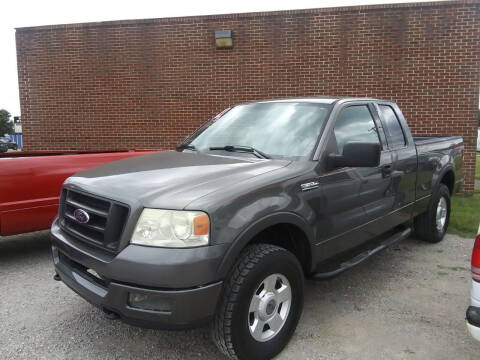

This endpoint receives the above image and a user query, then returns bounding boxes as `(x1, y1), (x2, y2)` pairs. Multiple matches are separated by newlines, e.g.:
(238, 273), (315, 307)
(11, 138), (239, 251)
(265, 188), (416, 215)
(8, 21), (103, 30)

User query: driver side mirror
(327, 142), (380, 169)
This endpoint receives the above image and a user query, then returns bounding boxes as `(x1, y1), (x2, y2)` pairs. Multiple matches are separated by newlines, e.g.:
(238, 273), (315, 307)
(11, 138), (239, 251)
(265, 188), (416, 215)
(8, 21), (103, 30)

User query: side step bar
(312, 227), (412, 279)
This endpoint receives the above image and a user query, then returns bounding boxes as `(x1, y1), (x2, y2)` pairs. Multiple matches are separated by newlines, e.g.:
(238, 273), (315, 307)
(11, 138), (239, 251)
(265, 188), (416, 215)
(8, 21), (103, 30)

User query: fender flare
(216, 211), (315, 278)
(434, 164), (455, 193)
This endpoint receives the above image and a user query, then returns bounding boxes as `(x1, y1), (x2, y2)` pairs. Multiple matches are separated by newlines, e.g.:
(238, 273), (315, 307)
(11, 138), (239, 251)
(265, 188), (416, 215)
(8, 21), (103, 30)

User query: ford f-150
(51, 98), (464, 360)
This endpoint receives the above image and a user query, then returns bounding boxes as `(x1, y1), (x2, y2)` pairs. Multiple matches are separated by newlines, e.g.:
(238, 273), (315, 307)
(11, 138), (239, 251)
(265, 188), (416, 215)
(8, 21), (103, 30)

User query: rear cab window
(377, 104), (406, 149)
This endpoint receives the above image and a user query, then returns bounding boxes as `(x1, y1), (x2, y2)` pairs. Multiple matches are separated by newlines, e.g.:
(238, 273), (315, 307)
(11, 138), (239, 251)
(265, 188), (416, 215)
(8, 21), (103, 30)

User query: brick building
(15, 1), (480, 192)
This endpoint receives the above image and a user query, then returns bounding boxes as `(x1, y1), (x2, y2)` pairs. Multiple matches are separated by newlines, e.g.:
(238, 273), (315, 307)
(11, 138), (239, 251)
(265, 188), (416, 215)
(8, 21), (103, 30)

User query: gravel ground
(0, 231), (479, 360)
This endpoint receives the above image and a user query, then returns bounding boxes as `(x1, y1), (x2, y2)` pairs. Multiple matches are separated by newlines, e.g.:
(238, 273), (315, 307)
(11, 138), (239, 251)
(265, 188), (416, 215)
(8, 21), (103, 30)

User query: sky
(0, 0), (449, 118)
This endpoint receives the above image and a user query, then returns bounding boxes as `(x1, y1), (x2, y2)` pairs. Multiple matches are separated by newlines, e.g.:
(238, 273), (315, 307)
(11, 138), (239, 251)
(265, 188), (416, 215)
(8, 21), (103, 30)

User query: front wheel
(414, 183), (451, 243)
(213, 244), (304, 360)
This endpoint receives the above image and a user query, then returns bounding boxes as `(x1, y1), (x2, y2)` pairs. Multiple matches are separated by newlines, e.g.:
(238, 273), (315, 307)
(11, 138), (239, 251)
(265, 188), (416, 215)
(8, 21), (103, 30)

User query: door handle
(381, 164), (392, 177)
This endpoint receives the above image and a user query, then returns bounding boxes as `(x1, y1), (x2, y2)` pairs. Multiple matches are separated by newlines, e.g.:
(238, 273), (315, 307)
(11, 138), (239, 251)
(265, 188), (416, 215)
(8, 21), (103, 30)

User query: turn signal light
(194, 214), (209, 236)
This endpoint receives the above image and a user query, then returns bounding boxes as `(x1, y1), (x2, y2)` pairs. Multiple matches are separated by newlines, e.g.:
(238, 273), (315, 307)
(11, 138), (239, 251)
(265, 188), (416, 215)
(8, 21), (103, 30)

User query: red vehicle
(0, 149), (157, 236)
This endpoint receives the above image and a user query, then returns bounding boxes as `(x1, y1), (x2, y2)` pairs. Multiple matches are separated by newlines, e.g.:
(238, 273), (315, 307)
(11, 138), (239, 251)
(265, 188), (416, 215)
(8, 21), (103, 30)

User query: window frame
(314, 100), (391, 161)
(330, 102), (384, 155)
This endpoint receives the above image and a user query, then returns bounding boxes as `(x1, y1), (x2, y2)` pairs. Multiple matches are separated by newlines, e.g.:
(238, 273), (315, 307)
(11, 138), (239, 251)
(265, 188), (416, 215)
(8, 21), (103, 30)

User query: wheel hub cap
(257, 293), (277, 319)
(436, 196), (447, 233)
(248, 273), (292, 342)
(265, 299), (276, 315)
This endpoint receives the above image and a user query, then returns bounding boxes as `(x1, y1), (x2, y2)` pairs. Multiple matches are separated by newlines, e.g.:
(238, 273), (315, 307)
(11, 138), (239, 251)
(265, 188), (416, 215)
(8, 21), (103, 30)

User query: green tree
(0, 109), (14, 136)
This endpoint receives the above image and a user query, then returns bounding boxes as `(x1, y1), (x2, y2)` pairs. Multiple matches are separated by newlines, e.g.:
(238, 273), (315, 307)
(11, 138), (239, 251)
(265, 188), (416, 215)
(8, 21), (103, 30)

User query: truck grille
(59, 189), (129, 253)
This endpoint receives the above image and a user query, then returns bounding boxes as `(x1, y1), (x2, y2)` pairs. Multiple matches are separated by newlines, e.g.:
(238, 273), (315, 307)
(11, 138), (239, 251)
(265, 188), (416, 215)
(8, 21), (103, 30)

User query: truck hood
(66, 151), (291, 209)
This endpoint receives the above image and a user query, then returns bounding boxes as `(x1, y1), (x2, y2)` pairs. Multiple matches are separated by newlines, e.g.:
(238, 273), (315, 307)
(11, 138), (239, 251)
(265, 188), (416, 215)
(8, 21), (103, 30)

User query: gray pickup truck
(51, 98), (463, 360)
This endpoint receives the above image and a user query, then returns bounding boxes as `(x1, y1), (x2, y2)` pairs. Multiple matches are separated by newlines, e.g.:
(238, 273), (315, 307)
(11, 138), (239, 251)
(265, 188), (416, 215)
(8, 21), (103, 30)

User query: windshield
(186, 102), (331, 158)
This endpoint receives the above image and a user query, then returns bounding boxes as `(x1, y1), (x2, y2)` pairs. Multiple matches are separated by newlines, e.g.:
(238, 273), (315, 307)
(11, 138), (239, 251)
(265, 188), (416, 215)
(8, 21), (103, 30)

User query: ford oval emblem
(73, 209), (90, 223)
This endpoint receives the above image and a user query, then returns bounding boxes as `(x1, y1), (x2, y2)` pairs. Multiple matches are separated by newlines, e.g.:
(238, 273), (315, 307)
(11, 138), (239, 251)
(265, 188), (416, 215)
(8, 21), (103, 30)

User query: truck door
(316, 102), (389, 257)
(374, 102), (417, 224)
(339, 103), (397, 238)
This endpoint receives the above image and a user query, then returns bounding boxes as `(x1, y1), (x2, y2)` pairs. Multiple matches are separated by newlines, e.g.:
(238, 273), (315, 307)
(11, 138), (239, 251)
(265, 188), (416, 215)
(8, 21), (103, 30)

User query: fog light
(128, 292), (171, 312)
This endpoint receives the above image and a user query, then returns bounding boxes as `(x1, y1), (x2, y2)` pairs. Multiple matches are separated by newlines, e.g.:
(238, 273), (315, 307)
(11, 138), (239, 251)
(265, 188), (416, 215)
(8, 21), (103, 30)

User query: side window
(333, 105), (380, 154)
(378, 105), (406, 148)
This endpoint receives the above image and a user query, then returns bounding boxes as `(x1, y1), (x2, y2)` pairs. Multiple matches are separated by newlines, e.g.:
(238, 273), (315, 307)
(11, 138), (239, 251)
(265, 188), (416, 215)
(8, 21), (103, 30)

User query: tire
(213, 244), (304, 360)
(414, 183), (451, 243)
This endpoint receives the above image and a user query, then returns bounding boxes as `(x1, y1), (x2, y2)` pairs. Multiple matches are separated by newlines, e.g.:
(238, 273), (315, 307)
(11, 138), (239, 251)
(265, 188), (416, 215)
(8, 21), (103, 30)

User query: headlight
(131, 209), (209, 248)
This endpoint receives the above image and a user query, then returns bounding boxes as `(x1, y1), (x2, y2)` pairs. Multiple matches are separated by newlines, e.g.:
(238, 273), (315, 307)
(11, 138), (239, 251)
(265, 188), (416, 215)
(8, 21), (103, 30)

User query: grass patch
(448, 190), (480, 238)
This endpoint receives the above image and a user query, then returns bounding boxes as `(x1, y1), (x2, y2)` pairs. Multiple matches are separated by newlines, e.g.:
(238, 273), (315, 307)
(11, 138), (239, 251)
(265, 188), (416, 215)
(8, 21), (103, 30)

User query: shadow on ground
(0, 230), (51, 261)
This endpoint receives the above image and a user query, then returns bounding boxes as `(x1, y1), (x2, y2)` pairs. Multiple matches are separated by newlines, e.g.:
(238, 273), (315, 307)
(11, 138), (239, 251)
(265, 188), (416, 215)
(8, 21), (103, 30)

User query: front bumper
(51, 221), (227, 329)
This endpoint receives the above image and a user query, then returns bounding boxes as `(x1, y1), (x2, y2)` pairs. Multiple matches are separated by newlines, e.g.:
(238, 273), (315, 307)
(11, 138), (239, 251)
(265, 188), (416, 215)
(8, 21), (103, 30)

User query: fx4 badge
(300, 181), (320, 191)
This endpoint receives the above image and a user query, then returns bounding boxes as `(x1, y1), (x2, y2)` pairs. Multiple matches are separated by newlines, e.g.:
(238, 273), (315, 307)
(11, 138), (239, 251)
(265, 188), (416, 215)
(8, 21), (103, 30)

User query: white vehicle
(467, 225), (480, 341)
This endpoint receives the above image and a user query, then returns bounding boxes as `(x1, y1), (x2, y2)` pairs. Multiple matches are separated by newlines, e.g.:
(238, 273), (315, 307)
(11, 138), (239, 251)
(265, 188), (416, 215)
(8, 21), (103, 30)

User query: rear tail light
(461, 148), (465, 168)
(472, 225), (480, 283)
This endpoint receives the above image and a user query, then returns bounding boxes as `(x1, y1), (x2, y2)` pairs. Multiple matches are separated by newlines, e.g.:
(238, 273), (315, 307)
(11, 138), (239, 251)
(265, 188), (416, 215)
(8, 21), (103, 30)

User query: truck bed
(413, 135), (464, 200)
(413, 135), (463, 147)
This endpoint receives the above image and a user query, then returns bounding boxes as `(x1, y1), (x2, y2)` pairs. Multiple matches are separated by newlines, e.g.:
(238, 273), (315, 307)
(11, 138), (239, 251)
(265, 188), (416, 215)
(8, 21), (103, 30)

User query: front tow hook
(103, 308), (120, 320)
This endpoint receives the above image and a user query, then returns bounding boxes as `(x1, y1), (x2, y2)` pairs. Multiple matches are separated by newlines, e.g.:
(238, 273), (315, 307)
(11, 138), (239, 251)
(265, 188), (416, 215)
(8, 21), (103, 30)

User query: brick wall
(16, 0), (480, 192)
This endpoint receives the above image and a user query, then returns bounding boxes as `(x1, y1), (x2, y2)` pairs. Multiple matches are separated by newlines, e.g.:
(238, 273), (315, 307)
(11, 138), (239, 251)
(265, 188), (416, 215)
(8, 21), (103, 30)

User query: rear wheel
(213, 244), (304, 360)
(414, 183), (451, 243)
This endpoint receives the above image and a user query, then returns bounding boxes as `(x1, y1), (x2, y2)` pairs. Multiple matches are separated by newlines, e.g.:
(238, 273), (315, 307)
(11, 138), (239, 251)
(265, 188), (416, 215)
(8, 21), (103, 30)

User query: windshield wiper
(176, 143), (197, 152)
(209, 145), (270, 159)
